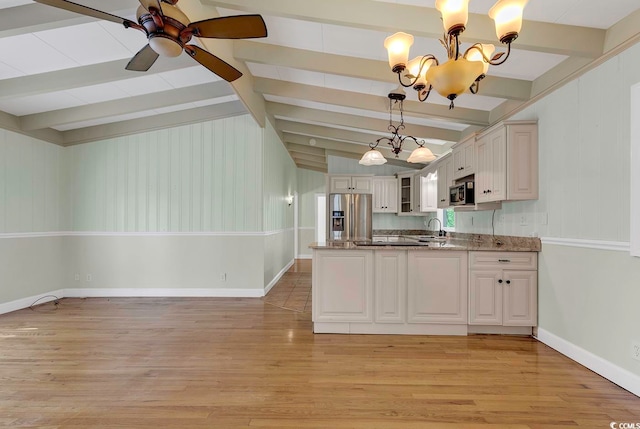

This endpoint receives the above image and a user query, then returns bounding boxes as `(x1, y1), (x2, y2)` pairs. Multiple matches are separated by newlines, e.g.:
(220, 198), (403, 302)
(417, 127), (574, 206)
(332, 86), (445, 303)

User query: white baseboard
(64, 288), (264, 298)
(0, 290), (65, 315)
(536, 328), (640, 397)
(264, 259), (295, 295)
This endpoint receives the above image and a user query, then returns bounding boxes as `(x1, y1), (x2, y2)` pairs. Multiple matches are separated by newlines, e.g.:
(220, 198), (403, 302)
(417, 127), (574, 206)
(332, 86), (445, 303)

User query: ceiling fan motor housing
(136, 4), (190, 57)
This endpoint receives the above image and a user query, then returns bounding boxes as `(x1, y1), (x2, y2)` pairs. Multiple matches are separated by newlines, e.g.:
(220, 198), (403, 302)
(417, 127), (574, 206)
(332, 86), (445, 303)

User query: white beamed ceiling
(1, 0), (640, 172)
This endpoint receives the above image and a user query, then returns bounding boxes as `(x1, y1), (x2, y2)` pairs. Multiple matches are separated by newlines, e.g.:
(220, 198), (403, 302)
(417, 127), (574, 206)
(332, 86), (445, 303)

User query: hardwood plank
(0, 294), (637, 428)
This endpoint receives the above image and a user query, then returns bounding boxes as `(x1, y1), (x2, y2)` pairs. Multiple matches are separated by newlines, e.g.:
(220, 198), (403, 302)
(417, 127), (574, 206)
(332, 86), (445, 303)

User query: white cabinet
(418, 169), (438, 213)
(452, 135), (475, 180)
(407, 251), (468, 324)
(476, 121), (538, 203)
(397, 172), (416, 215)
(372, 176), (398, 213)
(313, 250), (373, 322)
(468, 251), (538, 326)
(436, 155), (454, 209)
(374, 250), (406, 323)
(329, 175), (373, 194)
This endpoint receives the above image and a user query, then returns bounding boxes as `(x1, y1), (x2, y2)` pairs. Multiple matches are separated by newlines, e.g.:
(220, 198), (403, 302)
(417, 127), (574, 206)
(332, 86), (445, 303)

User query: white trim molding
(264, 259), (295, 295)
(64, 288), (264, 299)
(0, 290), (65, 316)
(0, 230), (294, 239)
(542, 237), (630, 252)
(536, 328), (640, 398)
(631, 82), (640, 258)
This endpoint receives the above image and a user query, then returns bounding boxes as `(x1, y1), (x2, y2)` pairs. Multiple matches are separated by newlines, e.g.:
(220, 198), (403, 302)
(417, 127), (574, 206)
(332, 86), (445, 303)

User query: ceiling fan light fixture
(359, 148), (388, 166)
(407, 146), (436, 164)
(149, 34), (183, 57)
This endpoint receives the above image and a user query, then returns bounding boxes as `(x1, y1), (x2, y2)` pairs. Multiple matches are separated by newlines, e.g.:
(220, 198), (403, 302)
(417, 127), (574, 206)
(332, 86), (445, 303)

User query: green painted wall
(64, 115), (263, 233)
(0, 129), (65, 233)
(453, 42), (640, 377)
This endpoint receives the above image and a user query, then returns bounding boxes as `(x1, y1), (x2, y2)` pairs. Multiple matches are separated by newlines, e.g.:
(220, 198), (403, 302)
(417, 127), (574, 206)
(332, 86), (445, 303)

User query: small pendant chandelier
(360, 87), (436, 166)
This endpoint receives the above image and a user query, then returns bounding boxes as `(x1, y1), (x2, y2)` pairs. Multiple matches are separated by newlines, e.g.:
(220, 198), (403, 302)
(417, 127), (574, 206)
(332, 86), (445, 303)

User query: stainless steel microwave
(450, 181), (475, 206)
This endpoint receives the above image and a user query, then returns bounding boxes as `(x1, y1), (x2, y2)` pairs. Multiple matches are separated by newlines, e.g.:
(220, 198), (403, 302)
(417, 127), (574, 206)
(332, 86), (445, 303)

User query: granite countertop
(310, 231), (541, 252)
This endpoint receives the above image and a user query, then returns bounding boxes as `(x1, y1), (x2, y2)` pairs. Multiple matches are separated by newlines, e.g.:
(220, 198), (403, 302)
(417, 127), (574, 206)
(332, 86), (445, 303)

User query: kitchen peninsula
(311, 233), (541, 336)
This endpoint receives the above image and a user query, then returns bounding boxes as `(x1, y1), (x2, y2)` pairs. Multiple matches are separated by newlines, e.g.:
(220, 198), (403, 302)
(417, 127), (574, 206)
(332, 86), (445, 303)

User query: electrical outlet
(539, 212), (549, 225)
(519, 215), (528, 226)
(74, 273), (80, 281)
(86, 274), (92, 282)
(632, 341), (640, 361)
(220, 273), (226, 282)
(499, 214), (505, 223)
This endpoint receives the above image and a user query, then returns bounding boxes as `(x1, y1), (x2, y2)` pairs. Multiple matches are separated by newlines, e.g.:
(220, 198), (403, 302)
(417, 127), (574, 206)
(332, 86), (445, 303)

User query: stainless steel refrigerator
(327, 193), (372, 242)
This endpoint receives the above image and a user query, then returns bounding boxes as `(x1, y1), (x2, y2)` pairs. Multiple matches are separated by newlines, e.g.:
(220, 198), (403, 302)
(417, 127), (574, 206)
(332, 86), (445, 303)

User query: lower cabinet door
(503, 270), (538, 326)
(469, 270), (503, 325)
(313, 250), (373, 322)
(407, 251), (468, 324)
(374, 250), (407, 323)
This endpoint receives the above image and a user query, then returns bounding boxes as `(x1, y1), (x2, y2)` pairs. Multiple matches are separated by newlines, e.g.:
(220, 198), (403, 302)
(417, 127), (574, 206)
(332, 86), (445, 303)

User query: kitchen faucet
(427, 217), (443, 237)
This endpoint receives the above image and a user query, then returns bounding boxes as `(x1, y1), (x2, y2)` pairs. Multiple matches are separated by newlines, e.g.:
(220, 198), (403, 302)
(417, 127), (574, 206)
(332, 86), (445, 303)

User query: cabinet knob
(487, 189), (492, 193)
(506, 280), (511, 285)
(498, 279), (503, 284)
(483, 190), (487, 194)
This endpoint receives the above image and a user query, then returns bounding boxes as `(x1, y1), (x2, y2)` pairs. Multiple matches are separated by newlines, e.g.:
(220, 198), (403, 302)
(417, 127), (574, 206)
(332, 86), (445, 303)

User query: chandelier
(359, 87), (436, 166)
(384, 0), (528, 109)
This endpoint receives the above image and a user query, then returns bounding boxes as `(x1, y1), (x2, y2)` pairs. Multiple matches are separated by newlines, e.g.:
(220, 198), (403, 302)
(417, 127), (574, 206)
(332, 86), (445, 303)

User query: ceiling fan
(34, 0), (268, 82)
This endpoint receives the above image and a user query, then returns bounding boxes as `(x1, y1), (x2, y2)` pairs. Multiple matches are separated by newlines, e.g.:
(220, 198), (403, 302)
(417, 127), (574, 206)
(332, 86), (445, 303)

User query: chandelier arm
(418, 85), (433, 102)
(488, 42), (512, 66)
(469, 79), (480, 94)
(464, 43), (512, 66)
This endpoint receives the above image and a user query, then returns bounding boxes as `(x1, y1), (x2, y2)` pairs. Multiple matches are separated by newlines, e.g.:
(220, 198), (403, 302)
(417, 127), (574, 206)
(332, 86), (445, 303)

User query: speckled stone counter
(310, 233), (541, 252)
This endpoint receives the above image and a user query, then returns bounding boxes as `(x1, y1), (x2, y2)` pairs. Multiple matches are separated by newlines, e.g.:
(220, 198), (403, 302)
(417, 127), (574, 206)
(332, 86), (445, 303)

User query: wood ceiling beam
(0, 56), (197, 101)
(293, 159), (328, 170)
(0, 1), (134, 38)
(203, 0), (605, 57)
(177, 1), (266, 127)
(280, 122), (452, 157)
(290, 152), (327, 164)
(20, 82), (235, 131)
(267, 102), (461, 143)
(61, 101), (246, 146)
(255, 78), (488, 127)
(295, 163), (327, 173)
(0, 110), (63, 145)
(236, 41), (532, 102)
(286, 143), (326, 157)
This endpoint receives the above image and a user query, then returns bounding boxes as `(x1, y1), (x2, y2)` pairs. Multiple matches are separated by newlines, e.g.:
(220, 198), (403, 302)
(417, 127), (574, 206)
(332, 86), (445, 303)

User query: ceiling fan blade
(186, 15), (267, 39)
(125, 45), (160, 72)
(138, 0), (163, 13)
(34, 0), (136, 26)
(184, 45), (242, 82)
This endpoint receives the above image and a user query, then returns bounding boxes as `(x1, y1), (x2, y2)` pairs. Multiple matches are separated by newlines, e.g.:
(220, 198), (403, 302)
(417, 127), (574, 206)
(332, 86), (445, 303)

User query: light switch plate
(633, 341), (640, 361)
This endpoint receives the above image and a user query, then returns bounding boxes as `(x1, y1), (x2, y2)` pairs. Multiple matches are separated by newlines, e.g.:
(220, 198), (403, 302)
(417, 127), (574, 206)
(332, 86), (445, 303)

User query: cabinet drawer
(469, 251), (537, 270)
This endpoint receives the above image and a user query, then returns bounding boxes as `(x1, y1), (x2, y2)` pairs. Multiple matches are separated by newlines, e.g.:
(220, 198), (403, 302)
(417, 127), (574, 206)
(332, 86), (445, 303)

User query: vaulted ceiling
(2, 0), (640, 172)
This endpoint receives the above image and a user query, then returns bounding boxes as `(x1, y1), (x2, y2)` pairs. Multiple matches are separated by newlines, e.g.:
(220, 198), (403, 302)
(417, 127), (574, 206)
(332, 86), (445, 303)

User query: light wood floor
(1, 267), (638, 428)
(263, 259), (312, 313)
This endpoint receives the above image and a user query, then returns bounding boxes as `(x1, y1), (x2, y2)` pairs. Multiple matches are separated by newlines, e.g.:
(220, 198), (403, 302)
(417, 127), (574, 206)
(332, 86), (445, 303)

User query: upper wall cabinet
(452, 135), (475, 180)
(436, 154), (454, 209)
(329, 175), (373, 194)
(373, 176), (398, 213)
(476, 121), (538, 204)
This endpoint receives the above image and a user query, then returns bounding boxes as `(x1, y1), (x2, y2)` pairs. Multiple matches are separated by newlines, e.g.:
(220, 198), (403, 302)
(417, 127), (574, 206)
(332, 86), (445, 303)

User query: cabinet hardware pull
(498, 279), (503, 284)
(498, 259), (511, 262)
(506, 280), (511, 285)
